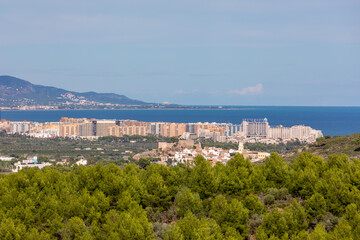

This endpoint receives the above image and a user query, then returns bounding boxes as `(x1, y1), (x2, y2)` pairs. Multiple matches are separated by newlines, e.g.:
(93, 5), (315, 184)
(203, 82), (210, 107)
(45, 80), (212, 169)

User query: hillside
(284, 133), (360, 160)
(0, 75), (148, 107)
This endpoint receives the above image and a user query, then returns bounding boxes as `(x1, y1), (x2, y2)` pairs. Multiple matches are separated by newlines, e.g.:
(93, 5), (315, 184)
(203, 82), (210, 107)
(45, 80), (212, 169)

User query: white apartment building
(242, 118), (269, 138)
(10, 121), (32, 134)
(12, 157), (52, 172)
(269, 125), (323, 141)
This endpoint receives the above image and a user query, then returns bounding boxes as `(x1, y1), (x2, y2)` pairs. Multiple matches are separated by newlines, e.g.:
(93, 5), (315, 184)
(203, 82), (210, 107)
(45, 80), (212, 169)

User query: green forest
(1, 152), (360, 239)
(201, 140), (304, 153)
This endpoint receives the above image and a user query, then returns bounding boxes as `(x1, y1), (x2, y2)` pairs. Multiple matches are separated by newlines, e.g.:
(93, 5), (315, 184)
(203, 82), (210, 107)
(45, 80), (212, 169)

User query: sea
(1, 106), (360, 136)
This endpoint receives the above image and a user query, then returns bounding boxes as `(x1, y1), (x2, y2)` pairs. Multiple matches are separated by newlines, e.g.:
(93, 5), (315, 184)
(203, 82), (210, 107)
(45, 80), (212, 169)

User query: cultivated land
(0, 134), (159, 162)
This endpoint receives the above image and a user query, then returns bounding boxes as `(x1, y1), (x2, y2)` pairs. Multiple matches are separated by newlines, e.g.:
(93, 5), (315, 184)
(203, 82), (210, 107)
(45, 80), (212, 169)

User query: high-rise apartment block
(107, 120), (149, 137)
(242, 118), (269, 138)
(148, 122), (164, 135)
(10, 121), (32, 134)
(269, 125), (322, 140)
(162, 123), (187, 137)
(92, 120), (117, 137)
(60, 123), (80, 137)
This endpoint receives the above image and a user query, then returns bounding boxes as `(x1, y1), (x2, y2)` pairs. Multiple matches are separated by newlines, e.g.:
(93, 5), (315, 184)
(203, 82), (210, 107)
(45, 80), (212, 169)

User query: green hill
(0, 75), (148, 107)
(284, 133), (360, 160)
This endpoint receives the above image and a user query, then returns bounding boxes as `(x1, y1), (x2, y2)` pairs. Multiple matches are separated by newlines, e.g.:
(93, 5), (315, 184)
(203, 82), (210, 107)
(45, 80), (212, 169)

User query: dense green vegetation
(1, 152), (360, 239)
(201, 140), (304, 153)
(200, 141), (239, 150)
(244, 140), (304, 153)
(285, 133), (360, 160)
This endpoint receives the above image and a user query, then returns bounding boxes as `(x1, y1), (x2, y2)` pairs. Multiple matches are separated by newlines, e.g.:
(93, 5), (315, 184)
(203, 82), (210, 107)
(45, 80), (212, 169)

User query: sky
(0, 0), (359, 106)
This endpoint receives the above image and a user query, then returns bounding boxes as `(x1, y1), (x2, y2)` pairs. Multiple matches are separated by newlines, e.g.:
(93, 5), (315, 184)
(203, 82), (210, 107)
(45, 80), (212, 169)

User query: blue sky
(0, 0), (359, 106)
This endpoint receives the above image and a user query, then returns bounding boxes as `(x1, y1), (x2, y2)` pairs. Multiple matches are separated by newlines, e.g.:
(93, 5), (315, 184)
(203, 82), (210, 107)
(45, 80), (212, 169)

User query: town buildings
(12, 156), (52, 173)
(4, 117), (323, 143)
(154, 141), (270, 166)
(30, 122), (60, 138)
(0, 119), (10, 132)
(242, 118), (270, 138)
(10, 121), (33, 134)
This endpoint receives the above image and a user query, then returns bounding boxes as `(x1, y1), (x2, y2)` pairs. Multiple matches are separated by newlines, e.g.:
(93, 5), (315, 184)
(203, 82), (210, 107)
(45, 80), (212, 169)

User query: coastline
(0, 107), (249, 111)
(1, 107), (360, 136)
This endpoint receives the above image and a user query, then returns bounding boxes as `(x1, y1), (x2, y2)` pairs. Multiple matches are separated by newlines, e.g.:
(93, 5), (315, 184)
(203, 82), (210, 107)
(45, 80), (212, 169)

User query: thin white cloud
(174, 89), (200, 95)
(229, 84), (263, 96)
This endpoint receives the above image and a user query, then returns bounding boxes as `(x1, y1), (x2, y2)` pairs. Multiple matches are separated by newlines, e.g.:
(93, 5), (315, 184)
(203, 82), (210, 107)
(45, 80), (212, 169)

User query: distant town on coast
(1, 117), (322, 144)
(0, 117), (323, 173)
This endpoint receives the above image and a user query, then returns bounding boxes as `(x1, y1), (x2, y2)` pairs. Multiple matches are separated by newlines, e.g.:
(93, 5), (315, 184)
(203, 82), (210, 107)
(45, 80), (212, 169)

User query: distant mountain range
(0, 76), (148, 108)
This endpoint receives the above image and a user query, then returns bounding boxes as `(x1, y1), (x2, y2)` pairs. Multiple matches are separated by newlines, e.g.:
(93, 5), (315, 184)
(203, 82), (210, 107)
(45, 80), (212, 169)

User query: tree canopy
(0, 152), (359, 239)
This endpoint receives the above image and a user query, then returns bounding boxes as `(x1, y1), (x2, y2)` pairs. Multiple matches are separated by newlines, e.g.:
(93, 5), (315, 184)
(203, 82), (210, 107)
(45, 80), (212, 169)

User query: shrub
(248, 214), (263, 234)
(266, 188), (288, 200)
(320, 213), (339, 232)
(264, 194), (275, 205)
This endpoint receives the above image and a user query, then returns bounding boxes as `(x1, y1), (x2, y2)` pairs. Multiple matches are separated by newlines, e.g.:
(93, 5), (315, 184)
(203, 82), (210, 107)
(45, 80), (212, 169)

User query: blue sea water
(1, 107), (360, 136)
